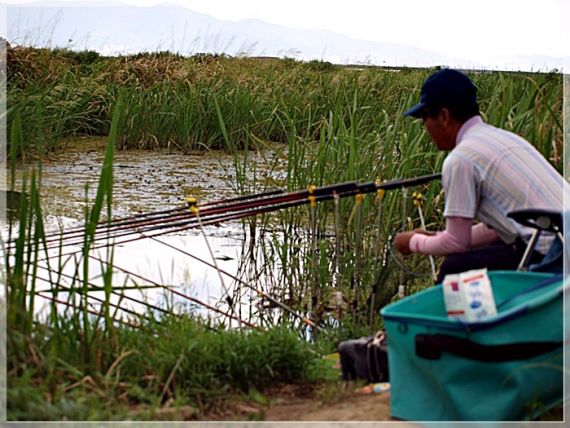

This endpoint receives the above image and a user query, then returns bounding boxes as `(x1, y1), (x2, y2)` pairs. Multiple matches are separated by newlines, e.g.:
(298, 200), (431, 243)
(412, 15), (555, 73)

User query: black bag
(338, 330), (389, 383)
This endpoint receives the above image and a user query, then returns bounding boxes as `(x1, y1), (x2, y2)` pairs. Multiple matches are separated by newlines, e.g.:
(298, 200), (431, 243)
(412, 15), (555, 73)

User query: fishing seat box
(380, 271), (566, 421)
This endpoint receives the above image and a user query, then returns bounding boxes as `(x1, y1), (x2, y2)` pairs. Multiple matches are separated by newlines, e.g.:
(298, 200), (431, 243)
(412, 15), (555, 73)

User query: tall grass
(8, 47), (563, 163)
(10, 46), (561, 332)
(226, 90), (444, 333)
(207, 66), (561, 333)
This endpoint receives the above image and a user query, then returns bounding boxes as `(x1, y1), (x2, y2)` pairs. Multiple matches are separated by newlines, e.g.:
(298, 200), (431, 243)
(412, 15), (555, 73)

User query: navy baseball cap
(404, 68), (477, 118)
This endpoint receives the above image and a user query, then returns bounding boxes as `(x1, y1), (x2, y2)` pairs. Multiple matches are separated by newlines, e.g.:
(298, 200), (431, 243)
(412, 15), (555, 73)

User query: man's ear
(440, 108), (461, 131)
(439, 107), (452, 124)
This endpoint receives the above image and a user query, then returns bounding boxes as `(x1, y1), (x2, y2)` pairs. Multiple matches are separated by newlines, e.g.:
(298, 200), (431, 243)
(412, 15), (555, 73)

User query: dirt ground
(147, 380), (565, 423)
(263, 384), (393, 421)
(193, 383), (422, 423)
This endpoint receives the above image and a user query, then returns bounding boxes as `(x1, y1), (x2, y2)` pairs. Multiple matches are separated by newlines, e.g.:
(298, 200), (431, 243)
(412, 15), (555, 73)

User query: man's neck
(455, 115), (483, 146)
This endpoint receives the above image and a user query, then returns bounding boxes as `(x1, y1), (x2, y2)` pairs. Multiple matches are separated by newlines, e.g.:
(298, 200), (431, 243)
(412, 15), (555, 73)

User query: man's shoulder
(456, 123), (524, 156)
(462, 121), (526, 145)
(442, 149), (475, 172)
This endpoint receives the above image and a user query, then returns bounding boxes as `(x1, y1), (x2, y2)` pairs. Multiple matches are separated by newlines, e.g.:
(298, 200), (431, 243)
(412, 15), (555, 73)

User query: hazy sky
(3, 0), (569, 61)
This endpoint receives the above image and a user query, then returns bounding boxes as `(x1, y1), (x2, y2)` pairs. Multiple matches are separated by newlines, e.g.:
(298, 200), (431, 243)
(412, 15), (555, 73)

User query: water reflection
(30, 229), (245, 321)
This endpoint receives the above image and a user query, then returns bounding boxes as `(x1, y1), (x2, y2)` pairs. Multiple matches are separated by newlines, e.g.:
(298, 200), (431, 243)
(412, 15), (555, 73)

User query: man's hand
(394, 231), (415, 255)
(395, 229), (436, 255)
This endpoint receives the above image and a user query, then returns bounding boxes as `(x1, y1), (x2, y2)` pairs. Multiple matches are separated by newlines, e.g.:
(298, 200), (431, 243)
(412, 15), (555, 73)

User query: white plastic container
(460, 268), (497, 322)
(442, 268), (497, 322)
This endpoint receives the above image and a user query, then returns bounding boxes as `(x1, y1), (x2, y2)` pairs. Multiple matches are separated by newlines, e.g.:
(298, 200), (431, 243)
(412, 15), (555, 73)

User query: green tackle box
(380, 271), (566, 421)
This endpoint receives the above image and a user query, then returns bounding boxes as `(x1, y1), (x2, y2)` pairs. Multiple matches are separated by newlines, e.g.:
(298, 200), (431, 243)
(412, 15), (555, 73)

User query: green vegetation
(9, 314), (324, 420)
(5, 46), (564, 420)
(5, 105), (332, 420)
(8, 46), (562, 161)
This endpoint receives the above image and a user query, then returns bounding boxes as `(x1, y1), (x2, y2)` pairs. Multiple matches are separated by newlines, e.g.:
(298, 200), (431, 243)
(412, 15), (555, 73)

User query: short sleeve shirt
(442, 116), (568, 254)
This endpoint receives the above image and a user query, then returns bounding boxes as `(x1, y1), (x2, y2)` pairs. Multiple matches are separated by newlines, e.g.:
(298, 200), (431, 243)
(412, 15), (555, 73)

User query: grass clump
(8, 316), (324, 421)
(121, 317), (318, 400)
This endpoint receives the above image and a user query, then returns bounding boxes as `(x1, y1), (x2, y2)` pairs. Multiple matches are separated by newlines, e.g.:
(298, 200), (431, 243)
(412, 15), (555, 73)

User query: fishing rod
(12, 189), (289, 251)
(14, 172), (441, 334)
(33, 280), (157, 324)
(30, 253), (261, 329)
(30, 263), (153, 326)
(36, 188), (286, 243)
(15, 172), (442, 254)
(31, 249), (180, 317)
(28, 172), (442, 266)
(34, 290), (142, 329)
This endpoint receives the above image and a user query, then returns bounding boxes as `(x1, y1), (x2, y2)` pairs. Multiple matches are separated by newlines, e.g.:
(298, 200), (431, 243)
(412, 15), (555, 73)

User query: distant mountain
(3, 1), (566, 71)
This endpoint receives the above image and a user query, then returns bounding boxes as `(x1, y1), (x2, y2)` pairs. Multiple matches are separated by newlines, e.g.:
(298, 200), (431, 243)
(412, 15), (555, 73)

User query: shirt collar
(455, 115), (484, 146)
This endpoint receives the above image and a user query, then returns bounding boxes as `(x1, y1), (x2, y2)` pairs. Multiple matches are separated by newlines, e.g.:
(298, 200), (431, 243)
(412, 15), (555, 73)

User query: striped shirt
(441, 115), (568, 254)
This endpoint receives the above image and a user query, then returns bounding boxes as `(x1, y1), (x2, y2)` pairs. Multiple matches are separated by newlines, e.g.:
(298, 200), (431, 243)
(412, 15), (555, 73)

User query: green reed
(7, 46), (563, 333)
(7, 99), (121, 373)
(8, 47), (562, 163)
(218, 67), (561, 333)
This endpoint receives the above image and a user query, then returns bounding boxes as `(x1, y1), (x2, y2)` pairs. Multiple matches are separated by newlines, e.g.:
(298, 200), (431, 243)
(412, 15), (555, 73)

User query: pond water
(3, 137), (288, 326)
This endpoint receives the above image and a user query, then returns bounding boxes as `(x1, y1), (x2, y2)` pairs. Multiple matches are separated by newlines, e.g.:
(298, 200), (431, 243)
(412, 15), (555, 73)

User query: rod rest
(507, 209), (563, 234)
(508, 209), (564, 272)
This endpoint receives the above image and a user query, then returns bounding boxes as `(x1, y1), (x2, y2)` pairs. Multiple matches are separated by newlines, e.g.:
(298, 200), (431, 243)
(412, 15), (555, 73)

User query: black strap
(416, 334), (561, 362)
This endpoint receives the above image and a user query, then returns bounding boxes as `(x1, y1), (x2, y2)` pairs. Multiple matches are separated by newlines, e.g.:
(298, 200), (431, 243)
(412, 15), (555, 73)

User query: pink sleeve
(409, 217), (500, 256)
(471, 222), (500, 248)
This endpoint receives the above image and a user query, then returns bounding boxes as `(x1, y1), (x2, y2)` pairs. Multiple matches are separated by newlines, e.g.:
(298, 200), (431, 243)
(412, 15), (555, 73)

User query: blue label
(470, 300), (482, 309)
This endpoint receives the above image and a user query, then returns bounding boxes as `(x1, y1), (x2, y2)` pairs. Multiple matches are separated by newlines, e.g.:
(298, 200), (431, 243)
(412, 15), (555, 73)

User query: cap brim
(403, 102), (425, 118)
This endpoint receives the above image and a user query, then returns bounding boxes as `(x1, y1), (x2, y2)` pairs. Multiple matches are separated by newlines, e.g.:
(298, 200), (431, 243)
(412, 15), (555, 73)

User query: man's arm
(470, 222), (500, 248)
(395, 217), (500, 256)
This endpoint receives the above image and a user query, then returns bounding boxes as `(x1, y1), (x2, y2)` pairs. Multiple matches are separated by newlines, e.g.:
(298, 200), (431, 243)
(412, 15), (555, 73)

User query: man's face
(421, 108), (456, 151)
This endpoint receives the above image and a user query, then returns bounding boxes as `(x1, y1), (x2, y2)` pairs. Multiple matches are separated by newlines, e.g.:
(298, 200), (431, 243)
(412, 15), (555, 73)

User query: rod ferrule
(186, 196), (199, 214)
